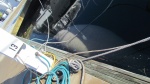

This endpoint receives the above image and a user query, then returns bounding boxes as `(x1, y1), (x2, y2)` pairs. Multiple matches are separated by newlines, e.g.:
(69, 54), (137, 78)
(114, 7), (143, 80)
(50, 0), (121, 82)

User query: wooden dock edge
(18, 37), (150, 84)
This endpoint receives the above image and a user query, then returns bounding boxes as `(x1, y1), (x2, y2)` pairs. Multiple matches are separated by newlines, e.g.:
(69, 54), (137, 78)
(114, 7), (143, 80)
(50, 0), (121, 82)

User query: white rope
(37, 0), (52, 52)
(82, 37), (150, 61)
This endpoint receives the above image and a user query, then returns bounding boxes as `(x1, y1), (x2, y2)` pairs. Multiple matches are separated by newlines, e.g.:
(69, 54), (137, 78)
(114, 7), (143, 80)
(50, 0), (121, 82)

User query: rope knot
(69, 60), (82, 73)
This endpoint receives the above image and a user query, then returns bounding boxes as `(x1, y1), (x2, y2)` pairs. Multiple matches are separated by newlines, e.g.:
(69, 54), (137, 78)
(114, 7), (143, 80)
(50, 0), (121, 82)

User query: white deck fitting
(0, 28), (54, 74)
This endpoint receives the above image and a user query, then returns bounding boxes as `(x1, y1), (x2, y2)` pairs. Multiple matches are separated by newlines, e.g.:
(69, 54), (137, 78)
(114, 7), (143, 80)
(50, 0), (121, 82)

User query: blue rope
(22, 61), (70, 84)
(21, 70), (32, 84)
(39, 56), (51, 68)
(28, 38), (53, 44)
(21, 70), (28, 84)
(36, 61), (70, 84)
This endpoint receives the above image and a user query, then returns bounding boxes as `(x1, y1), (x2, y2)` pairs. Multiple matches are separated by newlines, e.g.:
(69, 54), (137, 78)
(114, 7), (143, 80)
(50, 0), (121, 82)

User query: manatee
(54, 25), (134, 57)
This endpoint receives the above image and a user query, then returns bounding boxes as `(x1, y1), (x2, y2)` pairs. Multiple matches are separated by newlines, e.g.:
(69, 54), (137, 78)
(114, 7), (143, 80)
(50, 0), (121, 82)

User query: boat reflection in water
(0, 0), (21, 25)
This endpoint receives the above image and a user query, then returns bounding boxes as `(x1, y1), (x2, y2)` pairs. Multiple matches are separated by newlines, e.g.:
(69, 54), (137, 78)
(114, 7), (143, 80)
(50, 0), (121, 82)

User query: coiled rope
(36, 61), (70, 84)
(21, 58), (84, 84)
